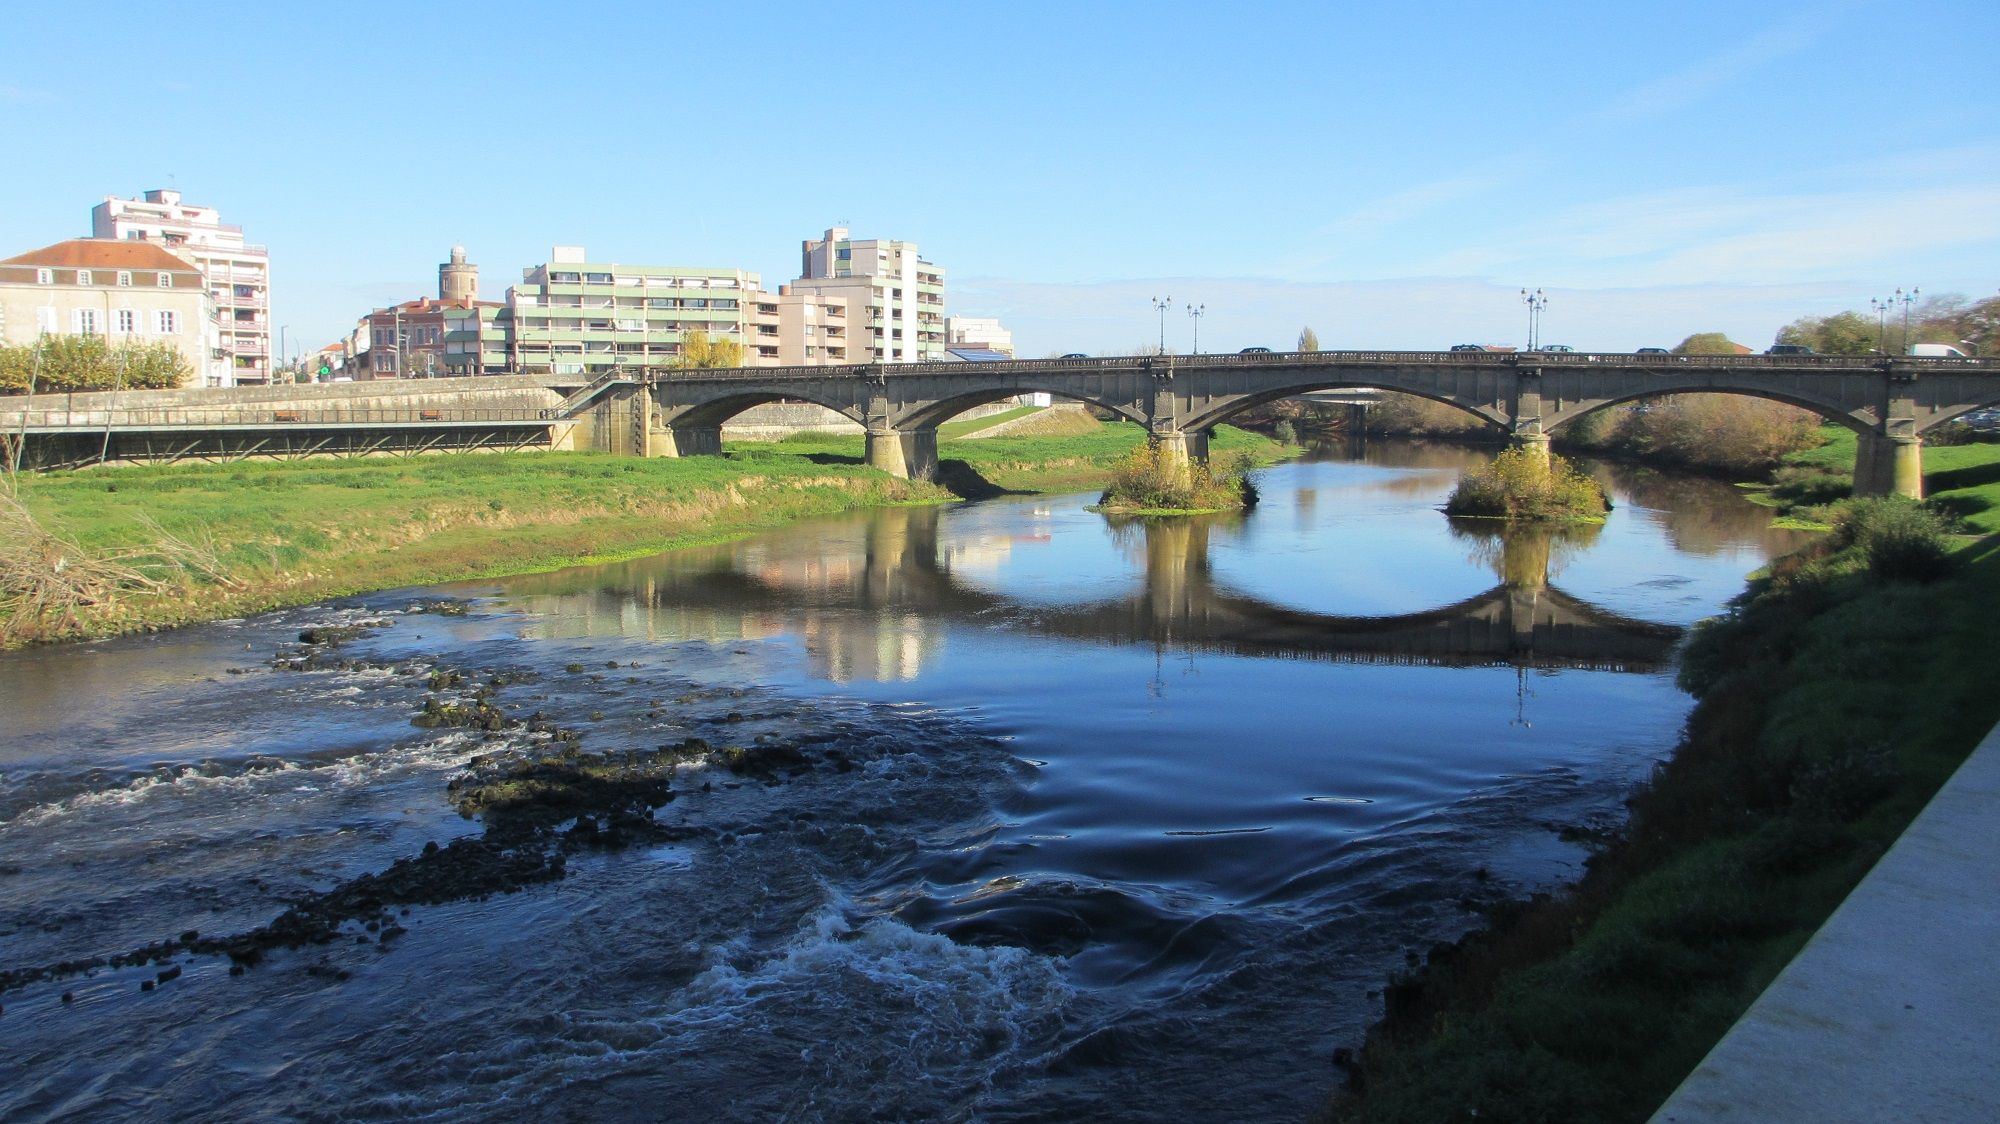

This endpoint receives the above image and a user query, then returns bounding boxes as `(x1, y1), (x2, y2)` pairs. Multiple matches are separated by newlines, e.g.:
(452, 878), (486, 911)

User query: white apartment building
(944, 315), (1013, 356)
(791, 227), (945, 362)
(0, 240), (215, 382)
(92, 189), (271, 385)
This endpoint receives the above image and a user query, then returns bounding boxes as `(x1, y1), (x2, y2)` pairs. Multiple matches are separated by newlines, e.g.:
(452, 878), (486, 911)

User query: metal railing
(1, 407), (556, 431)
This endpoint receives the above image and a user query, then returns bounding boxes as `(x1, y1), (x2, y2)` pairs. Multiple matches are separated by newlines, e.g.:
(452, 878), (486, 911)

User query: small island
(1094, 443), (1259, 516)
(1443, 444), (1608, 523)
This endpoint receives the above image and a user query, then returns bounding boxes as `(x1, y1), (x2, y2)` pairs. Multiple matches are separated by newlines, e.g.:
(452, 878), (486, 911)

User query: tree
(672, 329), (744, 369)
(1776, 311), (1879, 355)
(0, 337), (191, 394)
(1297, 326), (1320, 353)
(1671, 332), (1743, 356)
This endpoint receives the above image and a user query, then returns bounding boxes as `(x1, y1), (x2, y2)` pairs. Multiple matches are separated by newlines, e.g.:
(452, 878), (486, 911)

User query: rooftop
(0, 239), (204, 273)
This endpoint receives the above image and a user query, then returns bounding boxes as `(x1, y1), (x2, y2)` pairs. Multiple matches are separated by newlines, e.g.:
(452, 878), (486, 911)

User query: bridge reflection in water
(497, 501), (1682, 682)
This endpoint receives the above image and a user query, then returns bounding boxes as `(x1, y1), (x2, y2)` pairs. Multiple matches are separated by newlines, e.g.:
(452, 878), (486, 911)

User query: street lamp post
(1870, 296), (1892, 355)
(1520, 288), (1548, 351)
(1186, 303), (1205, 354)
(1152, 295), (1173, 354)
(1896, 287), (1920, 354)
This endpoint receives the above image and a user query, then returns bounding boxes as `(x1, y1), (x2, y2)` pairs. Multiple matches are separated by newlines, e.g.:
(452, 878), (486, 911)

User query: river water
(0, 443), (1809, 1122)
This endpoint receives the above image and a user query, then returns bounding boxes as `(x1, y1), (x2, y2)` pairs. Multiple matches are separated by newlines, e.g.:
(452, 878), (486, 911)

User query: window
(37, 268), (52, 284)
(158, 273), (172, 288)
(118, 271), (132, 287)
(157, 310), (179, 334)
(116, 309), (137, 333)
(74, 308), (100, 334)
(76, 270), (92, 286)
(37, 307), (57, 333)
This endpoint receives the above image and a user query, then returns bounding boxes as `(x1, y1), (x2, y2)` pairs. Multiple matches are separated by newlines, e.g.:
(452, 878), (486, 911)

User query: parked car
(1449, 344), (1485, 352)
(1766, 343), (1815, 355)
(1636, 347), (1669, 354)
(1240, 347), (1272, 354)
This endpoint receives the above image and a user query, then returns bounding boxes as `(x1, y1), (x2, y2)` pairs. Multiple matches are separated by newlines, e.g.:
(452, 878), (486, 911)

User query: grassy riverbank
(0, 421), (1283, 646)
(1318, 444), (2000, 1122)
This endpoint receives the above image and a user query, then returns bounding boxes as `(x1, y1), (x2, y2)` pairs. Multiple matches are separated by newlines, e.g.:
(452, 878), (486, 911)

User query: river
(0, 442), (1810, 1122)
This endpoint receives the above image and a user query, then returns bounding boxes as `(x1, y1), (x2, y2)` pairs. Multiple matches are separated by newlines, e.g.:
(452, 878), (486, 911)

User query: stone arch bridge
(8, 351), (1998, 496)
(604, 350), (2000, 498)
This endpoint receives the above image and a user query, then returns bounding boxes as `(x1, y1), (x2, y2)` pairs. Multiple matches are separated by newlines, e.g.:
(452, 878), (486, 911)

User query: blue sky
(3, 0), (1995, 356)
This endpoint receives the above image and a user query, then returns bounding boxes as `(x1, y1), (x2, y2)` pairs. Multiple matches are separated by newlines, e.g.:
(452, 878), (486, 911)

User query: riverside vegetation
(1318, 439), (2000, 1122)
(0, 419), (1282, 647)
(1094, 442), (1262, 514)
(1442, 446), (1607, 523)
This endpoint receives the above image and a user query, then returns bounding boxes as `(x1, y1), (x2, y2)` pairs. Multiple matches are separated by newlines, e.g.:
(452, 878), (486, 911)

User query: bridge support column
(1853, 432), (1923, 499)
(1510, 431), (1552, 465)
(1149, 430), (1202, 487)
(866, 427), (938, 480)
(658, 425), (722, 458)
(1889, 434), (1924, 500)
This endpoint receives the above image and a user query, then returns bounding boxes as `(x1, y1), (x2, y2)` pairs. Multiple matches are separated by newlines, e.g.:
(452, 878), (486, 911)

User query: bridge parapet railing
(0, 407), (560, 432)
(557, 351), (1993, 385)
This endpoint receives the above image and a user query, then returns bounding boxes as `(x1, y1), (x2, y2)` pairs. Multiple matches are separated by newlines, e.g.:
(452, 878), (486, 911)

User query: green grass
(6, 425), (1287, 645)
(935, 404), (1041, 439)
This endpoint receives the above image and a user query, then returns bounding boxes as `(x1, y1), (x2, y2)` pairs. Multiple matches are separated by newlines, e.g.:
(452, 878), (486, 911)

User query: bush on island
(1444, 447), (1608, 522)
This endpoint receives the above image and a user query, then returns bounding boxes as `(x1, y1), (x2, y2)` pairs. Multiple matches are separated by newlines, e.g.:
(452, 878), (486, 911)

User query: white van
(1908, 343), (1968, 357)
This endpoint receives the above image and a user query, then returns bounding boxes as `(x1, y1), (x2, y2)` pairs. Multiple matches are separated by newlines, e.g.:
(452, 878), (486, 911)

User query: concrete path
(1650, 720), (2000, 1123)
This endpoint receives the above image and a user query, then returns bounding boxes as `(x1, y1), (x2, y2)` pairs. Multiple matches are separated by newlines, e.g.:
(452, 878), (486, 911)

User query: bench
(420, 409), (443, 421)
(273, 410), (301, 422)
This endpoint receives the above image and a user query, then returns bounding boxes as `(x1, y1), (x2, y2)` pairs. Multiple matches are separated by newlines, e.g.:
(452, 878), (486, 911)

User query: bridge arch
(1180, 380), (1508, 436)
(891, 386), (1146, 431)
(1919, 395), (2000, 435)
(1545, 387), (1875, 436)
(659, 388), (868, 431)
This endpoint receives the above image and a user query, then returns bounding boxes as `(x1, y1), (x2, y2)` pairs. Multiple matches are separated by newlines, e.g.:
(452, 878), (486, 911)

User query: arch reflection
(499, 502), (1682, 681)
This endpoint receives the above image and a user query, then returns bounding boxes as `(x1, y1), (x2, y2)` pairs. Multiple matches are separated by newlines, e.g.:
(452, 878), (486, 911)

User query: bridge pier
(658, 425), (722, 458)
(1510, 431), (1552, 465)
(1853, 431), (1924, 499)
(1150, 429), (1210, 480)
(866, 427), (938, 480)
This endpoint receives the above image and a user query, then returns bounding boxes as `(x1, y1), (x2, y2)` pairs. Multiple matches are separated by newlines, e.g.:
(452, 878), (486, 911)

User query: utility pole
(1187, 303), (1205, 354)
(1870, 296), (1892, 355)
(1152, 295), (1173, 355)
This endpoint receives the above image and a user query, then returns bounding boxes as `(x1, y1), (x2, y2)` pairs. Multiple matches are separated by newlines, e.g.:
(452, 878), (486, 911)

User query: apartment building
(944, 315), (1013, 356)
(790, 227), (946, 362)
(506, 246), (764, 377)
(752, 286), (853, 366)
(92, 189), (271, 385)
(0, 239), (215, 381)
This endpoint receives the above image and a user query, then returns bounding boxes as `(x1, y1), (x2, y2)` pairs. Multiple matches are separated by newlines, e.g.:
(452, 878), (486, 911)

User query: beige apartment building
(790, 227), (946, 362)
(752, 286), (853, 366)
(92, 189), (271, 385)
(0, 240), (214, 379)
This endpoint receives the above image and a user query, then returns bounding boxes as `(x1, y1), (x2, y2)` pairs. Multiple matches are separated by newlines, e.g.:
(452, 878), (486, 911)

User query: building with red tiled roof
(0, 239), (217, 385)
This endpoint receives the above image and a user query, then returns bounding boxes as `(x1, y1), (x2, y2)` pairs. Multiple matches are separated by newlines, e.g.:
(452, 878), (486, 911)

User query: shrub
(1098, 444), (1254, 512)
(1831, 498), (1955, 584)
(1445, 447), (1607, 522)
